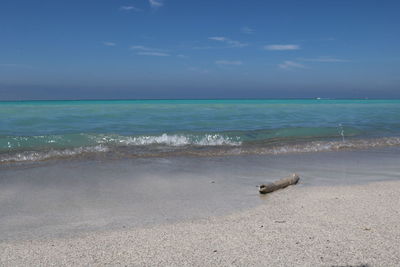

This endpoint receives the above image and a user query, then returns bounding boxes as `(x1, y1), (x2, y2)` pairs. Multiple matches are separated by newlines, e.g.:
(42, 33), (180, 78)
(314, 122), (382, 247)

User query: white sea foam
(2, 136), (400, 164)
(96, 133), (242, 146)
(261, 137), (400, 155)
(0, 145), (109, 163)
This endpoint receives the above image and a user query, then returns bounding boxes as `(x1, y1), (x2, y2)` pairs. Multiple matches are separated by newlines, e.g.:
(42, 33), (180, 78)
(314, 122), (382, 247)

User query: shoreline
(1, 180), (400, 266)
(2, 135), (400, 165)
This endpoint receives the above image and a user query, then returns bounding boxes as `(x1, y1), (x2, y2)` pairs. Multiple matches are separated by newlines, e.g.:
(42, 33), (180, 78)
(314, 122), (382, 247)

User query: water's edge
(2, 99), (400, 164)
(2, 135), (400, 164)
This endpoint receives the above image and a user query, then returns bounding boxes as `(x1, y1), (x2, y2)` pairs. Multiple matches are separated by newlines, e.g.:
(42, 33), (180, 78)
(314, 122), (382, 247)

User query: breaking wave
(94, 133), (242, 146)
(0, 145), (109, 163)
(0, 133), (240, 163)
(1, 135), (400, 164)
(245, 137), (400, 155)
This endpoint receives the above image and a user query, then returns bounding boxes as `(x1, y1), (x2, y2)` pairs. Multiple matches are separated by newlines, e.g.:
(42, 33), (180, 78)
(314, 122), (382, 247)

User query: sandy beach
(1, 179), (400, 266)
(2, 0), (400, 264)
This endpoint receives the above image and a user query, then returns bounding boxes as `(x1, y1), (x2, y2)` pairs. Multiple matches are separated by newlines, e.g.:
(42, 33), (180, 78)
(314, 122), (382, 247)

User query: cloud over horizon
(137, 51), (170, 56)
(130, 45), (166, 52)
(208, 37), (248, 48)
(131, 45), (169, 56)
(149, 0), (163, 8)
(298, 56), (350, 62)
(120, 6), (142, 12)
(278, 61), (306, 70)
(264, 44), (300, 51)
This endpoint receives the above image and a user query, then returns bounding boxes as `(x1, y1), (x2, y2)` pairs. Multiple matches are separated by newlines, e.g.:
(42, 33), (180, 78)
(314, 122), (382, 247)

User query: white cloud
(241, 27), (255, 34)
(131, 45), (169, 56)
(264, 44), (300, 51)
(208, 36), (248, 48)
(278, 61), (306, 70)
(137, 51), (170, 56)
(103, 42), (116, 46)
(215, 60), (243, 66)
(149, 0), (163, 8)
(209, 37), (226, 41)
(298, 56), (349, 62)
(120, 6), (141, 11)
(130, 45), (166, 52)
(130, 45), (153, 51)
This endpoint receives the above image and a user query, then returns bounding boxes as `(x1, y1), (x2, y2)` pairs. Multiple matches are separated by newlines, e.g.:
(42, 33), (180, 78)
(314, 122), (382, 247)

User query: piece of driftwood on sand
(259, 174), (300, 194)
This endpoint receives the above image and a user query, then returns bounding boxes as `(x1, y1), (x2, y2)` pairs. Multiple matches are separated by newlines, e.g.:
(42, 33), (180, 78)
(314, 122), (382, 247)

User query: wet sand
(1, 148), (400, 241)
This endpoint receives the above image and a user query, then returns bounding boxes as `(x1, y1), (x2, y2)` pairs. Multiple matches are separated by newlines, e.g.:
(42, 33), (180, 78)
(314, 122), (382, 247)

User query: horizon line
(1, 97), (399, 102)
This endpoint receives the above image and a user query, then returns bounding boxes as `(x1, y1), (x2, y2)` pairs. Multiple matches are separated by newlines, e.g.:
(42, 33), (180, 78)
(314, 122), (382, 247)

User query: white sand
(1, 180), (400, 266)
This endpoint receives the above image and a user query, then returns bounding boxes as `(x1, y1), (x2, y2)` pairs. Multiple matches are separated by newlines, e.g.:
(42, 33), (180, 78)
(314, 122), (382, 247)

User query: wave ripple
(1, 136), (400, 164)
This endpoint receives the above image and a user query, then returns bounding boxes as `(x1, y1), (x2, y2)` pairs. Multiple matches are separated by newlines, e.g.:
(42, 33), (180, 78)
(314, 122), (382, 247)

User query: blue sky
(1, 0), (399, 100)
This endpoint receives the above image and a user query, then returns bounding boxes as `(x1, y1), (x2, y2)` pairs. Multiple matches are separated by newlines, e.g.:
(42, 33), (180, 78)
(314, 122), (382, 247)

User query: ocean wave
(1, 136), (400, 164)
(0, 145), (109, 163)
(94, 133), (242, 146)
(260, 137), (400, 154)
(1, 133), (242, 151)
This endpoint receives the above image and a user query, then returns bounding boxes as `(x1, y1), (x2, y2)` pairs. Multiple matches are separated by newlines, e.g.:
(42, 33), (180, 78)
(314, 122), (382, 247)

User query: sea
(1, 99), (400, 164)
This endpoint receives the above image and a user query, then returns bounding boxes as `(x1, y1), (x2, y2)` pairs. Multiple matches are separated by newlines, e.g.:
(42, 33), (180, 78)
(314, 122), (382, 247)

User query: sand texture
(1, 180), (400, 266)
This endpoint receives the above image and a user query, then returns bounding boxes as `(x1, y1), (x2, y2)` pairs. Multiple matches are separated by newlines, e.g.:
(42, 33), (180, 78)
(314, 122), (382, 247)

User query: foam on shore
(1, 135), (400, 163)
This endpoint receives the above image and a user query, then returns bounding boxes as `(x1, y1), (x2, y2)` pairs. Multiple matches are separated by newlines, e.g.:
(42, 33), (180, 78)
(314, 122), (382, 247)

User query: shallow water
(1, 99), (400, 163)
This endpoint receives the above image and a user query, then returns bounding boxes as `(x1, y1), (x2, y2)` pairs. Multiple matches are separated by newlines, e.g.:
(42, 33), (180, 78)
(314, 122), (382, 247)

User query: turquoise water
(1, 99), (400, 163)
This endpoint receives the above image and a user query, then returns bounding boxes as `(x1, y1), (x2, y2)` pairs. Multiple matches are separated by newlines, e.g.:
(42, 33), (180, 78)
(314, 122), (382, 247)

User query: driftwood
(259, 173), (300, 194)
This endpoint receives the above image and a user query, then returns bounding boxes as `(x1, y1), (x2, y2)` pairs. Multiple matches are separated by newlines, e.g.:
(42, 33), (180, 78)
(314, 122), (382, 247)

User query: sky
(0, 0), (400, 100)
